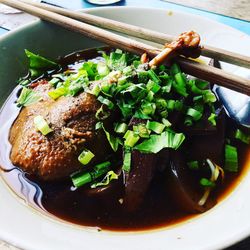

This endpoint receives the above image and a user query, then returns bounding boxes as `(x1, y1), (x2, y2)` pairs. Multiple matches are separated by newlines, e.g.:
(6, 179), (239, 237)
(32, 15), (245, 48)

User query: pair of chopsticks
(1, 0), (250, 95)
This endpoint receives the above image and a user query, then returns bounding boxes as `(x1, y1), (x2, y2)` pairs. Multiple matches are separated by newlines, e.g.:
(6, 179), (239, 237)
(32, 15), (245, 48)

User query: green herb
(133, 124), (150, 138)
(186, 108), (202, 121)
(208, 113), (217, 126)
(124, 130), (140, 147)
(187, 160), (199, 170)
(146, 121), (165, 134)
(33, 115), (53, 135)
(97, 95), (114, 109)
(235, 129), (250, 144)
(122, 147), (132, 172)
(71, 161), (111, 188)
(134, 131), (185, 153)
(200, 178), (216, 187)
(48, 86), (67, 100)
(91, 170), (118, 188)
(102, 124), (121, 152)
(114, 123), (128, 134)
(25, 49), (58, 77)
(17, 87), (41, 107)
(78, 149), (95, 165)
(224, 144), (238, 172)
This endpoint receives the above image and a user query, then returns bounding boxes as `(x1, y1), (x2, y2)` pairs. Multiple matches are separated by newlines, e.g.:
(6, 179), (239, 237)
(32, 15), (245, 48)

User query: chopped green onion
(170, 63), (181, 75)
(97, 96), (114, 109)
(146, 121), (165, 134)
(162, 118), (172, 127)
(184, 116), (193, 126)
(17, 87), (41, 107)
(133, 124), (150, 138)
(146, 80), (161, 93)
(235, 129), (250, 144)
(78, 149), (95, 165)
(203, 90), (216, 103)
(49, 78), (60, 87)
(224, 144), (238, 172)
(200, 178), (216, 187)
(48, 86), (67, 100)
(97, 62), (110, 77)
(141, 101), (156, 116)
(95, 105), (110, 120)
(124, 130), (140, 147)
(34, 115), (53, 135)
(208, 113), (217, 126)
(91, 170), (118, 188)
(114, 123), (128, 134)
(148, 69), (161, 84)
(173, 73), (188, 97)
(122, 147), (132, 172)
(186, 108), (202, 121)
(71, 161), (111, 188)
(89, 84), (100, 96)
(187, 160), (199, 170)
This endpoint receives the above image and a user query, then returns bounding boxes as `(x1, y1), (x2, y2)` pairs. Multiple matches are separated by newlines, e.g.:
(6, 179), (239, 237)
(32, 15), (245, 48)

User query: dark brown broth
(0, 49), (249, 232)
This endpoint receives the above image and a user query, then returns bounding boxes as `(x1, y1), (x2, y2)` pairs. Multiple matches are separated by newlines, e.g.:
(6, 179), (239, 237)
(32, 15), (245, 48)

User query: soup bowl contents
(0, 38), (249, 231)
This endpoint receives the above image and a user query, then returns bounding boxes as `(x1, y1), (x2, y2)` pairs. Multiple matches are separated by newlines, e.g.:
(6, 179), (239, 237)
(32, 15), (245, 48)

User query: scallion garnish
(224, 144), (238, 172)
(124, 130), (140, 147)
(33, 115), (53, 135)
(90, 170), (118, 188)
(200, 178), (216, 187)
(114, 123), (128, 134)
(122, 147), (132, 172)
(71, 161), (111, 188)
(17, 87), (41, 107)
(187, 161), (199, 170)
(235, 129), (250, 144)
(146, 121), (165, 134)
(97, 95), (114, 109)
(78, 149), (95, 165)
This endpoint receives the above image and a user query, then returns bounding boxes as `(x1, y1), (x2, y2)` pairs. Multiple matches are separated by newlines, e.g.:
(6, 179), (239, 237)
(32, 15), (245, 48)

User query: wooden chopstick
(21, 0), (250, 69)
(1, 0), (250, 96)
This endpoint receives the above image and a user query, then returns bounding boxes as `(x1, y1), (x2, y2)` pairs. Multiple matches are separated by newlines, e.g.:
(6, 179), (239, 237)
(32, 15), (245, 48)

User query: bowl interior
(0, 6), (250, 250)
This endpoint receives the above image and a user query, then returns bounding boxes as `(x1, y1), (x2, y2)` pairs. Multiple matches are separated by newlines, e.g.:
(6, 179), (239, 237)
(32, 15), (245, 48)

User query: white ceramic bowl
(0, 6), (250, 250)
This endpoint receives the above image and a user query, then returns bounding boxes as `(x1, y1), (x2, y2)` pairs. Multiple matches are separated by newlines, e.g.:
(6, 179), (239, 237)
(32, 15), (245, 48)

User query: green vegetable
(17, 87), (41, 107)
(208, 113), (217, 126)
(102, 124), (121, 152)
(146, 121), (165, 134)
(25, 49), (58, 77)
(134, 131), (185, 153)
(133, 124), (150, 138)
(235, 129), (250, 144)
(48, 87), (67, 100)
(224, 144), (238, 172)
(97, 62), (110, 77)
(124, 130), (140, 147)
(122, 147), (132, 172)
(33, 115), (53, 135)
(114, 123), (128, 134)
(200, 178), (216, 187)
(78, 149), (95, 165)
(97, 95), (114, 109)
(186, 108), (202, 121)
(187, 161), (199, 170)
(91, 170), (118, 188)
(71, 161), (111, 188)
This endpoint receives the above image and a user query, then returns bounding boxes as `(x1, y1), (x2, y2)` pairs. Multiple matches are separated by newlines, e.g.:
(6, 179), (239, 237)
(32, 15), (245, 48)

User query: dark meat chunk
(185, 107), (226, 164)
(123, 150), (158, 212)
(9, 82), (111, 181)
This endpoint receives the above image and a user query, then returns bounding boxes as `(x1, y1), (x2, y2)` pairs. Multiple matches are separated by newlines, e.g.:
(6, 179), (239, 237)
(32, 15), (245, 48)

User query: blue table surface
(0, 0), (249, 36)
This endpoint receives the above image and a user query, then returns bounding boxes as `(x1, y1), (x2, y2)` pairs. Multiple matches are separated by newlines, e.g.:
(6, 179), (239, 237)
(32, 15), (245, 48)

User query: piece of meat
(123, 150), (158, 212)
(149, 31), (201, 67)
(9, 81), (111, 181)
